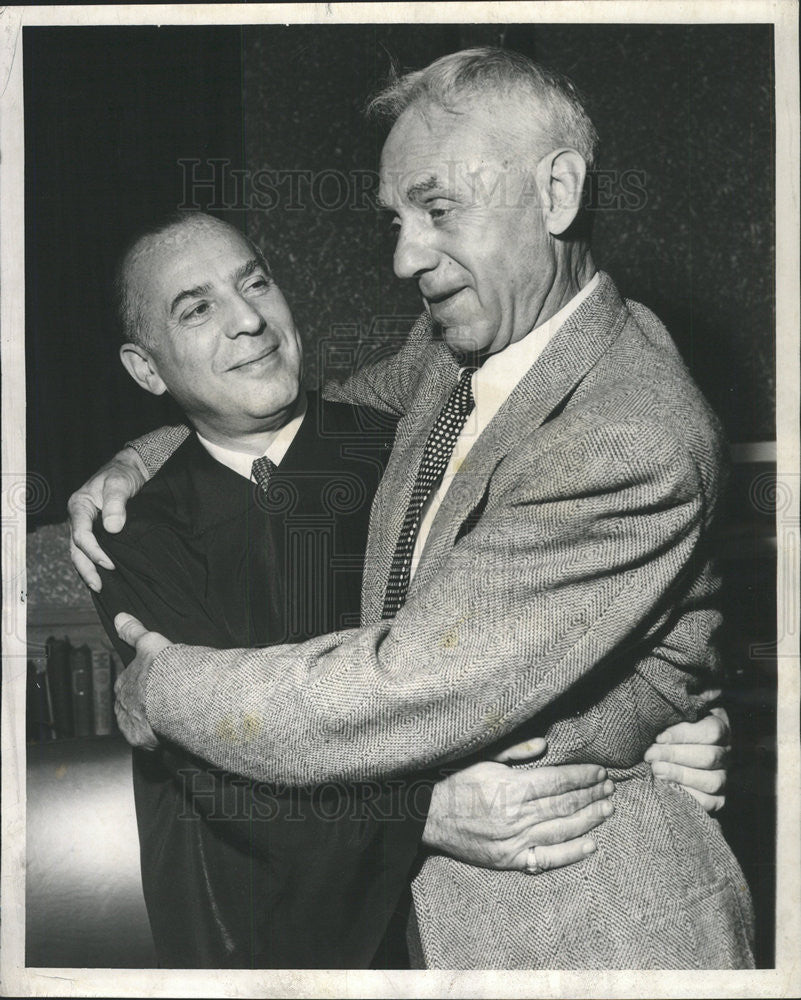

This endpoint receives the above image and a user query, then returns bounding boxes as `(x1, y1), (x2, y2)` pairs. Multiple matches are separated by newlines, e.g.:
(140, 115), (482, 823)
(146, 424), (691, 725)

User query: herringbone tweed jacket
(137, 272), (755, 968)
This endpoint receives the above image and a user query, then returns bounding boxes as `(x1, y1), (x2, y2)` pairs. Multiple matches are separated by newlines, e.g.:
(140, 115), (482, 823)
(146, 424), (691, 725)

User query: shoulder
(313, 391), (400, 443)
(569, 295), (725, 485)
(96, 436), (198, 556)
(512, 413), (704, 496)
(504, 302), (726, 517)
(617, 299), (726, 491)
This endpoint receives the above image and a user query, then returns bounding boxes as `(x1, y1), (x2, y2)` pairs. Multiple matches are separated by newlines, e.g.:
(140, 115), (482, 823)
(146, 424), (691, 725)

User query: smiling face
(123, 217), (303, 443)
(379, 100), (560, 356)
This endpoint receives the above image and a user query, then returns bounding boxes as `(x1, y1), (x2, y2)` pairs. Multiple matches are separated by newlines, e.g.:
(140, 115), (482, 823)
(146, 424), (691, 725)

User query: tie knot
(453, 366), (477, 416)
(251, 456), (276, 493)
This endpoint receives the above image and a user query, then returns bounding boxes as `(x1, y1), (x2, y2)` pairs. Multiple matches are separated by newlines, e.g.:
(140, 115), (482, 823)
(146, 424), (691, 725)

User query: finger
(529, 797), (614, 846)
(493, 738), (547, 763)
(69, 540), (104, 592)
(709, 706), (731, 741)
(101, 482), (133, 533)
(115, 612), (149, 648)
(68, 496), (116, 569)
(650, 760), (727, 795)
(655, 713), (728, 747)
(679, 787), (726, 814)
(522, 764), (607, 799)
(512, 837), (597, 874)
(644, 743), (730, 769)
(523, 778), (615, 825)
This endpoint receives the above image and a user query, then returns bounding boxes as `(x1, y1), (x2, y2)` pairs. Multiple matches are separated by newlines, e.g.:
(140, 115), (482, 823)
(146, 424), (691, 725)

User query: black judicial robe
(93, 394), (431, 969)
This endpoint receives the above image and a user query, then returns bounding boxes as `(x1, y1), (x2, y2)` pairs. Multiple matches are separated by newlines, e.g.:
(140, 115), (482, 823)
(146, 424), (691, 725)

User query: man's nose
(393, 221), (439, 281)
(224, 294), (266, 338)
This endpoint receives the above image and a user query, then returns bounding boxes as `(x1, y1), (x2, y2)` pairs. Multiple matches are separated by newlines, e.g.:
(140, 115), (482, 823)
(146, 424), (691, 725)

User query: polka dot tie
(251, 456), (277, 496)
(382, 367), (477, 619)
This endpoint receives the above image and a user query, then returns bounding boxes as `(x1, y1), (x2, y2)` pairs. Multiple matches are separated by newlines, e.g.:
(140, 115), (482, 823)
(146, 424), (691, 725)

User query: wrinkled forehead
(378, 99), (533, 205)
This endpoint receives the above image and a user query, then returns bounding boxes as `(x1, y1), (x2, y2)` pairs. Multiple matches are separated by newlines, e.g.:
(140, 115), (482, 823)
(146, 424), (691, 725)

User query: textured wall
(24, 23), (775, 525)
(242, 24), (774, 442)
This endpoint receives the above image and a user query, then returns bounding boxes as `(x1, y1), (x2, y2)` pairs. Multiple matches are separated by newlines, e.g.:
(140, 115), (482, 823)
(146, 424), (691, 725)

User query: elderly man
(89, 210), (622, 969)
(70, 49), (748, 968)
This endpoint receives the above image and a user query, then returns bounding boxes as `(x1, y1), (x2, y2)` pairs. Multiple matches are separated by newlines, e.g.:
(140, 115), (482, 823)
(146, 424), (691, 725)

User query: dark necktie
(382, 366), (477, 619)
(251, 455), (276, 496)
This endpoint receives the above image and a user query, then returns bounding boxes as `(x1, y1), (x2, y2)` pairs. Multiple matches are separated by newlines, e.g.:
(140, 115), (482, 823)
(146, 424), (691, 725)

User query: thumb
(114, 612), (150, 649)
(493, 737), (548, 764)
(102, 491), (130, 533)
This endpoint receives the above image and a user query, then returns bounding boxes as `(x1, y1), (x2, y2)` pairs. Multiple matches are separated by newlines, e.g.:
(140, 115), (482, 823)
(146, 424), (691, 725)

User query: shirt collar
(195, 393), (308, 481)
(470, 272), (600, 421)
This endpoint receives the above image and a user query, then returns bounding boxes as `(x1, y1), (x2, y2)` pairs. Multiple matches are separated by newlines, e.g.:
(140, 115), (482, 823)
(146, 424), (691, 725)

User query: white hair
(367, 46), (599, 170)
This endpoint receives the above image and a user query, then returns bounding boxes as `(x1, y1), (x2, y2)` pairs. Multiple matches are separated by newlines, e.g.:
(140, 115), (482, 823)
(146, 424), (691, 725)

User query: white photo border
(2, 3), (798, 997)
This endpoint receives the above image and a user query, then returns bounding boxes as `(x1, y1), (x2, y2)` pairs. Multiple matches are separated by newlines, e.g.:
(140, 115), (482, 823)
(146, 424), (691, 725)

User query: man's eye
(183, 302), (210, 321)
(428, 205), (453, 222)
(246, 276), (272, 293)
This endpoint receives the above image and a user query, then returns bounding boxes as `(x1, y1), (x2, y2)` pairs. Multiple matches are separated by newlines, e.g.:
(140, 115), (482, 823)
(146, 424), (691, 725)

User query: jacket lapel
(363, 272), (628, 618)
(360, 338), (459, 622)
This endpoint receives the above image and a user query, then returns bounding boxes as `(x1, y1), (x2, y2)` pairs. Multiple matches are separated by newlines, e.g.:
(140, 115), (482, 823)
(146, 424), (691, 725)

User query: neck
(191, 393), (305, 456)
(536, 245), (596, 327)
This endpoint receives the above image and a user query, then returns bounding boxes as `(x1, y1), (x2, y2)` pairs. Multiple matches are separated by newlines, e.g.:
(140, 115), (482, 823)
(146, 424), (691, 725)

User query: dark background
(24, 23), (777, 966)
(25, 23), (774, 523)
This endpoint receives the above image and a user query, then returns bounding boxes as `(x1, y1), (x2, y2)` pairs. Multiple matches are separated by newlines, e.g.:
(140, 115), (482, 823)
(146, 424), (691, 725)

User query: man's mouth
(228, 344), (279, 371)
(425, 287), (469, 319)
(422, 285), (466, 305)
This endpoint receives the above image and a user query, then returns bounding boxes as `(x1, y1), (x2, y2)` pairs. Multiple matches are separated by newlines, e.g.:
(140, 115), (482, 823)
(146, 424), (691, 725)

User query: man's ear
(119, 343), (168, 396)
(535, 147), (587, 237)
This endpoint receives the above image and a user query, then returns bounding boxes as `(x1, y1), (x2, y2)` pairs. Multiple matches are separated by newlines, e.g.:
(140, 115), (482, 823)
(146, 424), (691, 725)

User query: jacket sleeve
(145, 419), (717, 784)
(125, 425), (192, 479)
(323, 313), (452, 415)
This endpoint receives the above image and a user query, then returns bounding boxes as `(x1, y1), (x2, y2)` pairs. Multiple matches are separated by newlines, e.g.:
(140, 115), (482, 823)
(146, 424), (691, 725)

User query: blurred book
(46, 636), (73, 739)
(91, 649), (113, 736)
(69, 644), (93, 738)
(27, 659), (54, 743)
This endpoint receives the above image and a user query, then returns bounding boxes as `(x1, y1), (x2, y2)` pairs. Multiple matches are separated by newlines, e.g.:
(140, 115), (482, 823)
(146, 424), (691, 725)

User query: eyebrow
(376, 174), (445, 211)
(169, 283), (212, 316)
(405, 175), (444, 202)
(168, 258), (266, 316)
(231, 257), (265, 283)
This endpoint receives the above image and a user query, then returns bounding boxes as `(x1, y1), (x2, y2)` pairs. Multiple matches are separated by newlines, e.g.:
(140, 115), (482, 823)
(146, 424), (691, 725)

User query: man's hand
(423, 738), (614, 873)
(645, 707), (730, 813)
(113, 613), (172, 749)
(68, 446), (148, 590)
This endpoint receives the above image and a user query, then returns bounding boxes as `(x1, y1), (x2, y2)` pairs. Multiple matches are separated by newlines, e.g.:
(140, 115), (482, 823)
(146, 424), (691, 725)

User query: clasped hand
(112, 612), (171, 749)
(111, 612), (728, 876)
(111, 613), (610, 874)
(424, 741), (614, 874)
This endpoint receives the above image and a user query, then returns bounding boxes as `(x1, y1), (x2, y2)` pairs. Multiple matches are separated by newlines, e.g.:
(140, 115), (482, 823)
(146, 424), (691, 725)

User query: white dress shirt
(410, 273), (600, 580)
(196, 394), (308, 480)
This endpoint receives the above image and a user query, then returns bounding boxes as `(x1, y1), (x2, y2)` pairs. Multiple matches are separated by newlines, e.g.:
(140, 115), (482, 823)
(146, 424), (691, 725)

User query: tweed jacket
(136, 272), (754, 968)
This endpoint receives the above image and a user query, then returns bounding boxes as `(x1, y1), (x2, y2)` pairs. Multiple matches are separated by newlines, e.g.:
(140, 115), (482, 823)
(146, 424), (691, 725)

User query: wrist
(121, 445), (149, 483)
(421, 777), (447, 849)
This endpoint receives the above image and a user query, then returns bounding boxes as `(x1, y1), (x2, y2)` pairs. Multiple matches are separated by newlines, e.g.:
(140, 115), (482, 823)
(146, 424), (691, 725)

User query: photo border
(2, 3), (798, 997)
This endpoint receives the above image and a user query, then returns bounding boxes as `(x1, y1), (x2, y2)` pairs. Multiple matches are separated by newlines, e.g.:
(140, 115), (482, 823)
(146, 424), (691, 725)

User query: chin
(441, 323), (495, 357)
(255, 388), (300, 415)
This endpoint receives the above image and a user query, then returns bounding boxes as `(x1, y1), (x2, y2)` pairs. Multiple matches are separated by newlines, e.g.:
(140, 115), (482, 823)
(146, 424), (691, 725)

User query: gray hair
(114, 211), (269, 348)
(367, 46), (599, 170)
